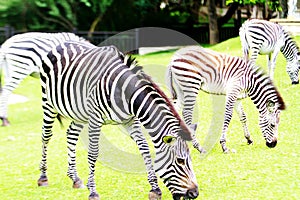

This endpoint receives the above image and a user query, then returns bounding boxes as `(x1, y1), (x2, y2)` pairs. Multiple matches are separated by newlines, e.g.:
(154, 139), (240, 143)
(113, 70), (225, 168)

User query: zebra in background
(166, 46), (285, 153)
(239, 18), (300, 84)
(0, 32), (88, 126)
(38, 41), (199, 200)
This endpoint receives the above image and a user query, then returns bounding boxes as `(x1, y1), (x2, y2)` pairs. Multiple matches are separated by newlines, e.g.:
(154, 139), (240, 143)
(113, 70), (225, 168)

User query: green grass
(1, 36), (300, 199)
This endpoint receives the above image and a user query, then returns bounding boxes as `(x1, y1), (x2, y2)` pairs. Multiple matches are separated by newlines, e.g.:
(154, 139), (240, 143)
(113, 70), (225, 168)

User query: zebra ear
(178, 123), (193, 141)
(267, 100), (276, 112)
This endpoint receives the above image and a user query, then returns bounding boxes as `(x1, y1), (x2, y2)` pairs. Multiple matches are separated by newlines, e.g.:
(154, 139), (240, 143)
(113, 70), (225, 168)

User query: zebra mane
(123, 54), (192, 140)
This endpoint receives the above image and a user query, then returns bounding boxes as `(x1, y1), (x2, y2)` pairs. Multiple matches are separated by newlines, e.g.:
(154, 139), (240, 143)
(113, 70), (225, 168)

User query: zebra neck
(129, 86), (180, 139)
(247, 67), (275, 114)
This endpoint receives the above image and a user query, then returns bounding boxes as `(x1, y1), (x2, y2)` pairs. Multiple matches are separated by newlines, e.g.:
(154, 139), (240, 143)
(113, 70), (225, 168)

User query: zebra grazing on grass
(38, 41), (199, 200)
(166, 46), (285, 153)
(0, 32), (87, 126)
(239, 18), (300, 84)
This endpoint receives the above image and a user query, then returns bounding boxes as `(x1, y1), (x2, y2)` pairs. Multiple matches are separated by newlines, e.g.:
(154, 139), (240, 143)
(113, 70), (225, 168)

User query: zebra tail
(165, 65), (177, 100)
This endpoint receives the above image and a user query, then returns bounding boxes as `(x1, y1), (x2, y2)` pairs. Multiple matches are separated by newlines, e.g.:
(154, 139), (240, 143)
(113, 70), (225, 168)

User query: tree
(208, 0), (219, 44)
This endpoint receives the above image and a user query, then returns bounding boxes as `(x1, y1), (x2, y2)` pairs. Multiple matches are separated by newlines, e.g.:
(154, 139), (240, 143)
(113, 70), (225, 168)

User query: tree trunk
(208, 0), (219, 44)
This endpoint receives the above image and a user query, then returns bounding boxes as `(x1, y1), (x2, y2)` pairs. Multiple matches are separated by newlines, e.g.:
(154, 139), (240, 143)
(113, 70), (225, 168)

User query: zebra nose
(186, 187), (199, 199)
(266, 139), (277, 148)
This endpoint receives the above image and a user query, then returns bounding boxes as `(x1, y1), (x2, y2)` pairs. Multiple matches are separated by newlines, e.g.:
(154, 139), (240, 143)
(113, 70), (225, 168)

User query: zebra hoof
(37, 176), (48, 187)
(1, 118), (10, 126)
(200, 148), (207, 154)
(292, 81), (299, 85)
(149, 189), (162, 200)
(223, 148), (230, 154)
(89, 192), (100, 200)
(247, 139), (253, 145)
(73, 178), (85, 189)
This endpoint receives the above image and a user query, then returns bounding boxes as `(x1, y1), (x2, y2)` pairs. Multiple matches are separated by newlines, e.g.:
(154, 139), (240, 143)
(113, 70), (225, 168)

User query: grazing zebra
(166, 46), (285, 153)
(38, 41), (199, 200)
(0, 32), (87, 126)
(239, 18), (300, 84)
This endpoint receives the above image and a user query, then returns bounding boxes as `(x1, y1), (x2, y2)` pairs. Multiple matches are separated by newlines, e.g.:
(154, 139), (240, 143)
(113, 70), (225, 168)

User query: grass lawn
(0, 36), (299, 200)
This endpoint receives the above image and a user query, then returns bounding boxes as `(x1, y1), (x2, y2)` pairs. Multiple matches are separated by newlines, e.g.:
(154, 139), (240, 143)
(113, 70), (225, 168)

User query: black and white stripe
(167, 46), (285, 153)
(0, 32), (87, 126)
(38, 41), (198, 200)
(239, 18), (300, 84)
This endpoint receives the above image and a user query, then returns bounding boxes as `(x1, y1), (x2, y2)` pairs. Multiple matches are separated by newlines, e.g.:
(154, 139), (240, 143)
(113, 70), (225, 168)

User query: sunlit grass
(0, 36), (299, 199)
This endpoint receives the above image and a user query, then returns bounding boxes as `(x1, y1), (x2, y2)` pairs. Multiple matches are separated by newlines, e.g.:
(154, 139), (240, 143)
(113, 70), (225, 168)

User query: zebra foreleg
(126, 120), (162, 200)
(286, 63), (300, 84)
(66, 121), (85, 189)
(268, 49), (280, 80)
(86, 118), (102, 200)
(38, 111), (56, 187)
(234, 100), (253, 145)
(220, 94), (238, 153)
(190, 124), (206, 154)
(182, 95), (206, 154)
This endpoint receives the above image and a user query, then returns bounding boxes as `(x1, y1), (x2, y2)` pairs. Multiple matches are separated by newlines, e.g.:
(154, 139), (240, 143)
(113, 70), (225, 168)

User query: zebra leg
(286, 63), (299, 84)
(234, 100), (253, 145)
(182, 93), (205, 154)
(38, 108), (57, 187)
(66, 121), (85, 189)
(267, 54), (274, 80)
(125, 119), (162, 200)
(220, 94), (237, 153)
(86, 118), (102, 200)
(0, 88), (12, 126)
(0, 66), (31, 126)
(269, 51), (280, 80)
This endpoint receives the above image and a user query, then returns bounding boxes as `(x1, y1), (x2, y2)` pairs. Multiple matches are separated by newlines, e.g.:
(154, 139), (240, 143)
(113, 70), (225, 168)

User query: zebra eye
(162, 136), (176, 144)
(267, 100), (276, 112)
(177, 158), (185, 165)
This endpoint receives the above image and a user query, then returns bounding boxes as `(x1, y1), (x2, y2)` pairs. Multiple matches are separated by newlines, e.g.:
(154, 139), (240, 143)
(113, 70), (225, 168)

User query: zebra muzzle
(266, 138), (277, 148)
(172, 187), (199, 200)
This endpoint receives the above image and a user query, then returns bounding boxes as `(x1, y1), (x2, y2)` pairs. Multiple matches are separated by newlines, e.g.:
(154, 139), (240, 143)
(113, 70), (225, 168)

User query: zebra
(166, 46), (285, 153)
(0, 32), (88, 126)
(239, 18), (300, 84)
(38, 41), (199, 200)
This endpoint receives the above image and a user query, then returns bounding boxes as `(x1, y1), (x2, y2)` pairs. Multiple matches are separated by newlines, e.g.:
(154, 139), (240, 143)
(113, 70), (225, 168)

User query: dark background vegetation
(0, 0), (281, 44)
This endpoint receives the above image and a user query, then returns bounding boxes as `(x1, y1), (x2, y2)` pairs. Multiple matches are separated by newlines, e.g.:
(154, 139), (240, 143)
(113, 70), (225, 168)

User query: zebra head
(259, 99), (285, 148)
(154, 129), (199, 200)
(126, 57), (199, 199)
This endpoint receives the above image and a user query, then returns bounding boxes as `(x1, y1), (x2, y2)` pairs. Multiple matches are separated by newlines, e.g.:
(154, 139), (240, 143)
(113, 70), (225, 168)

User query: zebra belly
(200, 82), (226, 95)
